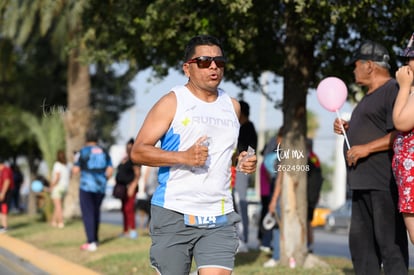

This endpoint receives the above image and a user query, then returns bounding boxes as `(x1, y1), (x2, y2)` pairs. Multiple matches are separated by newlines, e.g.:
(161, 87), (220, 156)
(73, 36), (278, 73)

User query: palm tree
(20, 111), (66, 220)
(1, 0), (92, 217)
(21, 112), (66, 172)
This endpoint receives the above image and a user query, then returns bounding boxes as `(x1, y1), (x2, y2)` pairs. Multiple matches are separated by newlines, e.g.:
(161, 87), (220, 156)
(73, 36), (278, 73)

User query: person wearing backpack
(73, 128), (113, 252)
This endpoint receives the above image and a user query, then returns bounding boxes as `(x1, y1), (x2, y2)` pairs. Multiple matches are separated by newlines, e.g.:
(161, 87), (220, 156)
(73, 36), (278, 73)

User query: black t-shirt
(345, 79), (397, 191)
(307, 154), (323, 208)
(116, 159), (135, 185)
(237, 120), (258, 153)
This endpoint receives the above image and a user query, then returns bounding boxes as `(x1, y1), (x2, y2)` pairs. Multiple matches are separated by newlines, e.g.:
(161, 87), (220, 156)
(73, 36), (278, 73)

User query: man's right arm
(131, 92), (208, 168)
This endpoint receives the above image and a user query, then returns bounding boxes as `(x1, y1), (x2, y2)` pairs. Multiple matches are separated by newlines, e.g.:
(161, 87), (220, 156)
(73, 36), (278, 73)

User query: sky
(116, 68), (354, 164)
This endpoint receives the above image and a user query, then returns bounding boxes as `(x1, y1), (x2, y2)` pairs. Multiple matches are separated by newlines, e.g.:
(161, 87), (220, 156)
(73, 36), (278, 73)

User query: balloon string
(336, 109), (351, 150)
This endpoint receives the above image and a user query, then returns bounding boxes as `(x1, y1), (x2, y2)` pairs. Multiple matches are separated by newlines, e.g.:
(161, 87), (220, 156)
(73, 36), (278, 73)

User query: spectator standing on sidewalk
(10, 163), (24, 213)
(258, 162), (273, 252)
(116, 138), (141, 239)
(393, 32), (414, 245)
(258, 130), (281, 253)
(50, 150), (70, 228)
(73, 128), (113, 252)
(136, 164), (159, 233)
(306, 138), (323, 253)
(263, 127), (284, 268)
(0, 157), (14, 233)
(334, 40), (408, 274)
(234, 100), (257, 250)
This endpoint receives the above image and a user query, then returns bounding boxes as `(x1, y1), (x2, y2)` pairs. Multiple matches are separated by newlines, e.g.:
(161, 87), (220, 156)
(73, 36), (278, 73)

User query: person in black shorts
(131, 34), (257, 275)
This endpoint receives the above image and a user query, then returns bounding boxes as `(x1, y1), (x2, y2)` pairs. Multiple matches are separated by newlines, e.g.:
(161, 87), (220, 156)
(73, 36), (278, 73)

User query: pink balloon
(316, 77), (348, 112)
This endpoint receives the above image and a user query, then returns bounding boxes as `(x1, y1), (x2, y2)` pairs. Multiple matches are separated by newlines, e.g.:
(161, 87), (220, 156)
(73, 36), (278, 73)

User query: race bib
(184, 214), (228, 228)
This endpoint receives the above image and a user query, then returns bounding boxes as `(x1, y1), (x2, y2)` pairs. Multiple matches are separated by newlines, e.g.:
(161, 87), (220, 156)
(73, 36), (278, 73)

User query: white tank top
(151, 85), (240, 216)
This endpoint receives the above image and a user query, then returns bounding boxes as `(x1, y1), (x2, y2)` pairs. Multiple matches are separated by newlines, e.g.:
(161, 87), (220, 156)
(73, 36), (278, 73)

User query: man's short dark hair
(183, 35), (224, 61)
(86, 128), (98, 142)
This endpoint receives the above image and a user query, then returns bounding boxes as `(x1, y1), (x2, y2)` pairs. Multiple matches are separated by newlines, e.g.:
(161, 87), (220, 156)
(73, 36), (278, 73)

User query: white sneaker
(263, 258), (278, 268)
(259, 245), (272, 253)
(236, 240), (249, 253)
(88, 242), (97, 251)
(80, 242), (97, 252)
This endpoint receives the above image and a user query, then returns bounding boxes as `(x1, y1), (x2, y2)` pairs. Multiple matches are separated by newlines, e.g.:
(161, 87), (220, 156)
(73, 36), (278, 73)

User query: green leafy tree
(19, 112), (66, 175)
(0, 35), (67, 156)
(0, 0), (137, 217)
(3, 0), (414, 267)
(0, 0), (90, 166)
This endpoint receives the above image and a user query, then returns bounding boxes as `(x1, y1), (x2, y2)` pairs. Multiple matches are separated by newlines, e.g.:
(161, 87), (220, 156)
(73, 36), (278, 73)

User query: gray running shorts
(149, 205), (241, 275)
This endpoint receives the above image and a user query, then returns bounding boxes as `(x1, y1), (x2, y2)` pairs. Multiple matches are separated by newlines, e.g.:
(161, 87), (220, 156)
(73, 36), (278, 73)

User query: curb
(0, 234), (101, 275)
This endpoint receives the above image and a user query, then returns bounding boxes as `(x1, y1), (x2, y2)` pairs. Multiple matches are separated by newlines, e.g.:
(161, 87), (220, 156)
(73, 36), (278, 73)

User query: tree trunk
(279, 5), (313, 267)
(63, 47), (91, 219)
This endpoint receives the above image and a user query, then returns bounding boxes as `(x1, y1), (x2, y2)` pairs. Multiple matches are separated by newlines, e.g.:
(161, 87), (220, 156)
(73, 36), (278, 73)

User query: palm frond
(20, 111), (65, 178)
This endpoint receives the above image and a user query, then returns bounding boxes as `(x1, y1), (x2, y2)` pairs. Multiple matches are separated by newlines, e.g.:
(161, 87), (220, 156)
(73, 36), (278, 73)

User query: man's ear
(183, 63), (190, 78)
(366, 60), (374, 73)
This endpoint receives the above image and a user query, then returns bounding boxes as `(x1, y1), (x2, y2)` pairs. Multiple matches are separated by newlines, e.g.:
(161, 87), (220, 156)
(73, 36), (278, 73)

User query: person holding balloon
(329, 40), (408, 275)
(392, 33), (414, 245)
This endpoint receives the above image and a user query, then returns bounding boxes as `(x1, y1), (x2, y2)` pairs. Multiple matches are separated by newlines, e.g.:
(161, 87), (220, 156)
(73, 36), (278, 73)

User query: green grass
(5, 213), (403, 275)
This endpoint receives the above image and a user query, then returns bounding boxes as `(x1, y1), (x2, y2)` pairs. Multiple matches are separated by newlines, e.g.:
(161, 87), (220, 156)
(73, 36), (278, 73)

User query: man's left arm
(345, 131), (397, 166)
(365, 130), (398, 153)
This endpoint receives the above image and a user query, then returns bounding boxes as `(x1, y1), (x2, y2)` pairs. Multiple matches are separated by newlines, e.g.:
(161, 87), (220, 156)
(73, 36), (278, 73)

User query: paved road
(314, 227), (414, 268)
(101, 209), (414, 268)
(0, 247), (47, 275)
(0, 231), (101, 275)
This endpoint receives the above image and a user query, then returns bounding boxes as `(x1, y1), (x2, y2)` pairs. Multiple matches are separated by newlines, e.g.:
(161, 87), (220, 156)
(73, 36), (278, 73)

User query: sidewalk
(0, 234), (101, 275)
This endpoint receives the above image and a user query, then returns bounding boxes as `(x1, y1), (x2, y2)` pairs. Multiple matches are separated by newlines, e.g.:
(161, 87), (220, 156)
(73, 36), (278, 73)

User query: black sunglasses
(186, 56), (226, 68)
